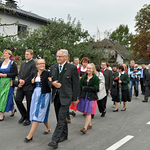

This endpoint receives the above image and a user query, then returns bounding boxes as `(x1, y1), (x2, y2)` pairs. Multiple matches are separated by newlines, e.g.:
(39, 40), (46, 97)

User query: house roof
(0, 4), (50, 24)
(98, 39), (130, 59)
(135, 57), (150, 65)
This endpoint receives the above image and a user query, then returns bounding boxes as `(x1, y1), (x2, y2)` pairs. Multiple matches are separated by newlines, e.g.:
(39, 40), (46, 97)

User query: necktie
(59, 65), (62, 73)
(102, 69), (104, 74)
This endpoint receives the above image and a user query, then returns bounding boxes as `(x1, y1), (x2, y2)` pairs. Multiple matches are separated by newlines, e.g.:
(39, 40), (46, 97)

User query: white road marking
(106, 135), (134, 150)
(146, 121), (150, 125)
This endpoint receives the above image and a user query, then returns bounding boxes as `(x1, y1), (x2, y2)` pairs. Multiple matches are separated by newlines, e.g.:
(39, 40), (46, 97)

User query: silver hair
(57, 49), (68, 56)
(130, 60), (135, 64)
(74, 57), (79, 61)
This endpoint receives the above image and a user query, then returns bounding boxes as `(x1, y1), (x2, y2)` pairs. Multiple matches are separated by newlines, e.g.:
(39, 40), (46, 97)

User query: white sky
(3, 0), (150, 39)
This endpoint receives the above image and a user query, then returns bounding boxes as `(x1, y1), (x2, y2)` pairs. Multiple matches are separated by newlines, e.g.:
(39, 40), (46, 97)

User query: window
(18, 24), (27, 38)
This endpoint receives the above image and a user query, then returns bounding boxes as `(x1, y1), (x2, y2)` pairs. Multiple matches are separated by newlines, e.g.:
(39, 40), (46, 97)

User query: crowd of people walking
(0, 48), (148, 149)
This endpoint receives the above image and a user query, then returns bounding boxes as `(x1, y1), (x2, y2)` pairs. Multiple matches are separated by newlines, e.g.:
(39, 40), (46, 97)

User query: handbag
(10, 80), (19, 87)
(111, 86), (117, 96)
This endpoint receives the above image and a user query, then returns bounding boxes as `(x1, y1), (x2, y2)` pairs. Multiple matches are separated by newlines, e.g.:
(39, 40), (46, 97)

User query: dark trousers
(97, 95), (107, 113)
(140, 78), (145, 94)
(144, 86), (150, 100)
(15, 88), (32, 120)
(52, 93), (69, 143)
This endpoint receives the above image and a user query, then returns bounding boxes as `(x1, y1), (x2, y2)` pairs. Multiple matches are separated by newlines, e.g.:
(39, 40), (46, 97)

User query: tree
(109, 24), (133, 50)
(11, 16), (90, 67)
(131, 4), (150, 60)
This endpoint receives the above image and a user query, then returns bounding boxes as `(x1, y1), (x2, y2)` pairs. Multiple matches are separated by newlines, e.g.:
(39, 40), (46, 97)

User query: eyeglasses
(38, 63), (45, 65)
(56, 55), (65, 58)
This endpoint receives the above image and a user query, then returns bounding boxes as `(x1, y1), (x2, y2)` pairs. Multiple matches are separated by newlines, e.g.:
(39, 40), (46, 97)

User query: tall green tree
(13, 16), (90, 67)
(109, 24), (132, 50)
(131, 4), (150, 59)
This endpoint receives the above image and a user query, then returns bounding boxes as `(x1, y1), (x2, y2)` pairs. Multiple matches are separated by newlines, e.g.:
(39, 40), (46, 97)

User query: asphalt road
(1, 87), (150, 150)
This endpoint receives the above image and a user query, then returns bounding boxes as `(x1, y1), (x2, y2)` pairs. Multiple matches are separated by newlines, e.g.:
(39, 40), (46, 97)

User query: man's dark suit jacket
(103, 69), (113, 90)
(18, 59), (37, 91)
(50, 62), (79, 106)
(143, 69), (150, 86)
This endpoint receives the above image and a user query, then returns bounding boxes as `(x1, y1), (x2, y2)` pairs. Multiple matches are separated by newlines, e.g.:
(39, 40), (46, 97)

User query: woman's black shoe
(0, 116), (5, 121)
(121, 108), (126, 111)
(24, 137), (33, 142)
(113, 109), (118, 112)
(10, 109), (17, 117)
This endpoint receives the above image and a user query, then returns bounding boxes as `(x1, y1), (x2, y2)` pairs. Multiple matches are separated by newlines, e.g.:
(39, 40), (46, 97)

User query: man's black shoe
(18, 117), (26, 124)
(48, 141), (58, 149)
(23, 120), (31, 126)
(69, 111), (76, 117)
(101, 111), (106, 117)
(59, 136), (68, 142)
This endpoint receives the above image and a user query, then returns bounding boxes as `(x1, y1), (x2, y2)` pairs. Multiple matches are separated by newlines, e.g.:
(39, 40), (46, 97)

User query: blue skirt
(5, 86), (15, 112)
(30, 87), (51, 123)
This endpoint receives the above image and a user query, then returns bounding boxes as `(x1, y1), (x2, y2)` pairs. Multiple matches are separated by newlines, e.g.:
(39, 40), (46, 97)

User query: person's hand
(1, 74), (7, 77)
(72, 101), (77, 105)
(31, 77), (35, 84)
(133, 73), (136, 76)
(114, 77), (118, 80)
(0, 73), (3, 77)
(143, 84), (145, 86)
(48, 77), (52, 81)
(52, 81), (61, 88)
(133, 69), (137, 72)
(19, 79), (25, 85)
(119, 80), (122, 83)
(18, 83), (23, 88)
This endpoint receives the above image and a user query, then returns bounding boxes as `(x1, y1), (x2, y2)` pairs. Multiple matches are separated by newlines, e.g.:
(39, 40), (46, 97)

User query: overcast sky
(5, 0), (150, 39)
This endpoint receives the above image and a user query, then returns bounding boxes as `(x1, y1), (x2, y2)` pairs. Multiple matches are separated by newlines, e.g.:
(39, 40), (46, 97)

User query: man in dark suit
(15, 49), (37, 126)
(48, 49), (79, 149)
(143, 64), (150, 102)
(101, 61), (113, 117)
(140, 64), (146, 95)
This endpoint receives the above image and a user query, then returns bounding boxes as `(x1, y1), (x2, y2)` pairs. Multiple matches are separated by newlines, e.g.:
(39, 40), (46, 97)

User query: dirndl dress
(77, 93), (97, 115)
(30, 77), (51, 123)
(0, 60), (15, 112)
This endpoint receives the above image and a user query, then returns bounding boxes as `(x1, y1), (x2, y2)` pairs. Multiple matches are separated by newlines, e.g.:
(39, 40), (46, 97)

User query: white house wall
(116, 54), (123, 64)
(0, 13), (44, 36)
(104, 48), (123, 64)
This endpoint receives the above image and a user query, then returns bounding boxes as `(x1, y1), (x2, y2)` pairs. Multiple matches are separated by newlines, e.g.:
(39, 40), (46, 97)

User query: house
(0, 1), (50, 37)
(135, 57), (150, 69)
(97, 39), (130, 65)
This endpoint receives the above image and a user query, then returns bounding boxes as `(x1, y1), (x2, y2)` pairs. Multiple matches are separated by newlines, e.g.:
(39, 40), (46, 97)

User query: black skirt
(122, 90), (131, 102)
(112, 89), (130, 102)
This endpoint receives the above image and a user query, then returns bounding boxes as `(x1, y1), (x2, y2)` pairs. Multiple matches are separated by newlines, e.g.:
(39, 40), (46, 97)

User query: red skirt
(70, 100), (79, 111)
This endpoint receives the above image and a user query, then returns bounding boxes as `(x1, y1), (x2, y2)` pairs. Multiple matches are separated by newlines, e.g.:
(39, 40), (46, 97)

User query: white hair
(58, 49), (68, 56)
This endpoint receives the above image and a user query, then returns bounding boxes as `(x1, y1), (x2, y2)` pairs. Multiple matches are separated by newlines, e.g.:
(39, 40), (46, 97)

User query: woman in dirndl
(24, 59), (52, 142)
(77, 63), (99, 134)
(112, 65), (130, 112)
(70, 57), (90, 117)
(0, 49), (18, 121)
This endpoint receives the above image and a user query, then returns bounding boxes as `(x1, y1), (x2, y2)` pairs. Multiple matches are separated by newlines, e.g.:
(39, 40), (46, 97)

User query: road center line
(146, 121), (150, 125)
(106, 135), (134, 150)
